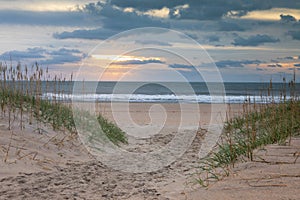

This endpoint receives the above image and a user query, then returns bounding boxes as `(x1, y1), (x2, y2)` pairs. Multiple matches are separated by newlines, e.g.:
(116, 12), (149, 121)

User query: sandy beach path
(0, 103), (298, 199)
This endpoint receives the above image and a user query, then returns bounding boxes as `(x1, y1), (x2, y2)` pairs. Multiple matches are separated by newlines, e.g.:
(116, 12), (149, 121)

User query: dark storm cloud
(232, 34), (280, 46)
(0, 10), (97, 26)
(0, 47), (83, 65)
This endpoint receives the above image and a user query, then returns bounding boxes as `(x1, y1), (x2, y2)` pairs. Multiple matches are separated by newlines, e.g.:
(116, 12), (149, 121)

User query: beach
(0, 102), (299, 199)
(1, 0), (299, 199)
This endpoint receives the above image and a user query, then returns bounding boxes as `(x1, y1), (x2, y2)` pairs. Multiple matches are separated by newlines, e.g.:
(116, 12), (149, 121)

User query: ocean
(42, 82), (299, 104)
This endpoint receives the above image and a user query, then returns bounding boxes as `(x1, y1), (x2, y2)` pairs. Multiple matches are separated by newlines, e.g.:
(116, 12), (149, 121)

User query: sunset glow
(241, 8), (300, 21)
(0, 1), (299, 82)
(91, 55), (163, 63)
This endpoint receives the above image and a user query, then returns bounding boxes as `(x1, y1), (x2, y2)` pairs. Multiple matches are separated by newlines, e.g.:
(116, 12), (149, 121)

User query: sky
(0, 0), (300, 82)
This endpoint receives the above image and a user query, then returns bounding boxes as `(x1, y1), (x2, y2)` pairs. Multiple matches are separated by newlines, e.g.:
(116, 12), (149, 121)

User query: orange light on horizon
(91, 54), (163, 63)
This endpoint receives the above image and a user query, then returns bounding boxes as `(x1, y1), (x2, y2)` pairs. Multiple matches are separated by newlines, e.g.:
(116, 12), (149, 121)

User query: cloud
(82, 2), (169, 31)
(232, 34), (280, 46)
(111, 0), (300, 20)
(46, 1), (300, 42)
(0, 10), (97, 26)
(267, 63), (282, 68)
(111, 0), (267, 20)
(168, 63), (201, 81)
(169, 64), (195, 70)
(54, 28), (118, 40)
(287, 31), (300, 40)
(134, 40), (172, 46)
(206, 35), (220, 42)
(40, 48), (83, 65)
(280, 14), (297, 23)
(214, 60), (261, 68)
(169, 2), (236, 20)
(294, 63), (300, 67)
(2, 1), (300, 33)
(50, 48), (81, 55)
(180, 60), (261, 69)
(0, 47), (84, 65)
(54, 1), (169, 40)
(283, 56), (295, 60)
(114, 59), (165, 65)
(184, 33), (198, 40)
(110, 0), (179, 11)
(218, 21), (245, 31)
(0, 47), (46, 60)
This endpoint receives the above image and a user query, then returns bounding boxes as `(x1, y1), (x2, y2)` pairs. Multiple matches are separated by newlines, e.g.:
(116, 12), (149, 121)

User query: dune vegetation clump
(0, 62), (127, 145)
(196, 74), (299, 187)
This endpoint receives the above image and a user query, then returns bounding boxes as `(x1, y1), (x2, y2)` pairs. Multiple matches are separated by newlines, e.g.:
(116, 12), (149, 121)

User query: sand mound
(0, 104), (299, 199)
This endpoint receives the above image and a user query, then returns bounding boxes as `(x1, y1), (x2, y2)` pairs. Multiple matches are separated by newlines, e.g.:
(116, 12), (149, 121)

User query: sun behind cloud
(91, 54), (163, 64)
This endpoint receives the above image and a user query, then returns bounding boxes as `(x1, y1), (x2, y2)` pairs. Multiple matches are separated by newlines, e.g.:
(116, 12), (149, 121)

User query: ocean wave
(42, 93), (289, 104)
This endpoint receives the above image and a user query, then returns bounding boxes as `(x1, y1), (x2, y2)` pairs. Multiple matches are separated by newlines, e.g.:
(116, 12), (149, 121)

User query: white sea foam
(42, 93), (288, 104)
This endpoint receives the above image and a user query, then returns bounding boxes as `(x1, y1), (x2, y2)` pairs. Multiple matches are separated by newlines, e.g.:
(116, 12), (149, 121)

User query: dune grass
(0, 62), (127, 145)
(196, 77), (299, 187)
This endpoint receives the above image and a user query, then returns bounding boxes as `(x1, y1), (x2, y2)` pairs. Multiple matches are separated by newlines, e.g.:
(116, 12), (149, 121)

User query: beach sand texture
(0, 103), (299, 199)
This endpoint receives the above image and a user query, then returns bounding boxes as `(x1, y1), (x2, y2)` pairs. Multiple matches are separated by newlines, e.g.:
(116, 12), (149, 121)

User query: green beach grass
(0, 62), (128, 145)
(1, 62), (299, 184)
(196, 76), (299, 187)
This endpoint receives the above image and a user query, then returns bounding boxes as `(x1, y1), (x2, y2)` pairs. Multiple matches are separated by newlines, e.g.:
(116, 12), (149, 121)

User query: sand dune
(0, 103), (299, 199)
